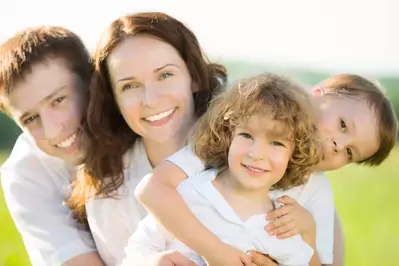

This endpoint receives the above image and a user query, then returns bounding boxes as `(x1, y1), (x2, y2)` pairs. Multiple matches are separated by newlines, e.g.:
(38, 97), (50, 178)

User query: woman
(69, 11), (228, 265)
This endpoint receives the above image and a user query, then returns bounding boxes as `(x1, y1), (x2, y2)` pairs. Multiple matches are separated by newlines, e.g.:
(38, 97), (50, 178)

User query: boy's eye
(271, 141), (285, 147)
(160, 72), (173, 80)
(340, 119), (347, 131)
(238, 132), (252, 139)
(23, 115), (39, 125)
(346, 148), (353, 160)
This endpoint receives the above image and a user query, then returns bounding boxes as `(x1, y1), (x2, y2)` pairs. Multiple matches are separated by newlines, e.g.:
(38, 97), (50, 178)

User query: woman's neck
(143, 118), (197, 167)
(143, 137), (185, 167)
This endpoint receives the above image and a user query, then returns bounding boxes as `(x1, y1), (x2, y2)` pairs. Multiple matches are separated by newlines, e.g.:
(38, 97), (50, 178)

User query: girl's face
(312, 89), (380, 171)
(107, 35), (197, 144)
(226, 114), (294, 192)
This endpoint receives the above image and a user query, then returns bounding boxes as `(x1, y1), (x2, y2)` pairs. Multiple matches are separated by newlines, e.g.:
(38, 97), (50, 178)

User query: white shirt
(122, 169), (314, 266)
(166, 146), (335, 264)
(85, 138), (151, 265)
(0, 133), (96, 266)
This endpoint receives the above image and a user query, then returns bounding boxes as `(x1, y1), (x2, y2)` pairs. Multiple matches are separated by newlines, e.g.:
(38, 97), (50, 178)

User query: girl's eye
(238, 132), (252, 139)
(271, 141), (285, 147)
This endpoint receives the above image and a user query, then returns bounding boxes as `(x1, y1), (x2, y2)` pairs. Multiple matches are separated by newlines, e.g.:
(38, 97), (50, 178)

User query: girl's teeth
(245, 165), (265, 172)
(145, 109), (175, 122)
(57, 133), (77, 148)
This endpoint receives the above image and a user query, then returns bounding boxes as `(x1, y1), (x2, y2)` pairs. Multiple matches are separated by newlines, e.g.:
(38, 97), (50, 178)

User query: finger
(276, 195), (297, 205)
(276, 228), (300, 239)
(247, 251), (278, 266)
(269, 220), (296, 236)
(241, 253), (253, 266)
(266, 205), (293, 221)
(265, 213), (294, 232)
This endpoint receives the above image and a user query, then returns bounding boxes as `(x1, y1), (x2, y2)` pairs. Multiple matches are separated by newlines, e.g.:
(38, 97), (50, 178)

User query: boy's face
(313, 90), (380, 171)
(4, 58), (87, 165)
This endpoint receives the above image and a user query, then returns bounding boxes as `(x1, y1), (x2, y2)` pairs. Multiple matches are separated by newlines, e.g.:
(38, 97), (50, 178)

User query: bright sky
(1, 0), (398, 75)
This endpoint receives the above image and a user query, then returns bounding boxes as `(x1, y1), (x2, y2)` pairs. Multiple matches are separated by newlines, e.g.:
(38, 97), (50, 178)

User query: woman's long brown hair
(68, 12), (227, 224)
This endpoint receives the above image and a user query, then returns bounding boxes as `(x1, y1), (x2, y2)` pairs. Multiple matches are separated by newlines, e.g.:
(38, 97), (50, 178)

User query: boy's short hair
(320, 74), (398, 166)
(190, 72), (320, 190)
(0, 26), (92, 114)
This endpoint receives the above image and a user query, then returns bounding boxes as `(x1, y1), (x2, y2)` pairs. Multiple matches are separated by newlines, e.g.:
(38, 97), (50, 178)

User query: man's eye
(23, 115), (39, 125)
(53, 96), (66, 106)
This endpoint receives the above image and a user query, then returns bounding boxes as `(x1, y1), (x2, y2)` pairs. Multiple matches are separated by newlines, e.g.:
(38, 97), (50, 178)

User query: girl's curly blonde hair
(190, 72), (321, 190)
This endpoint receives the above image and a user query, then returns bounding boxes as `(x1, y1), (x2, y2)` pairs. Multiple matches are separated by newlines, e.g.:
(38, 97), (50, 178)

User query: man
(0, 26), (103, 266)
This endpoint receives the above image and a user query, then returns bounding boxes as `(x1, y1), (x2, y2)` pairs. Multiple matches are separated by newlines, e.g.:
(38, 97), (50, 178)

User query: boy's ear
(311, 87), (325, 96)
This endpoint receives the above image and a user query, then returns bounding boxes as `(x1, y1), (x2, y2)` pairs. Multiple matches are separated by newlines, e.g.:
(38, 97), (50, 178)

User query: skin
(312, 87), (380, 171)
(5, 40), (380, 266)
(4, 58), (102, 265)
(107, 35), (198, 167)
(6, 58), (87, 166)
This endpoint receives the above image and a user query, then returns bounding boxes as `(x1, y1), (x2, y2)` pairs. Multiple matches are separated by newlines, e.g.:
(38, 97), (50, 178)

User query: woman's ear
(191, 81), (200, 93)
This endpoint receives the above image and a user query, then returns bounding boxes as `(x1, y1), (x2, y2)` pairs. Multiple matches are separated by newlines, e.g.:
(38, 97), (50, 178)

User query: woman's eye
(122, 84), (139, 91)
(160, 72), (173, 80)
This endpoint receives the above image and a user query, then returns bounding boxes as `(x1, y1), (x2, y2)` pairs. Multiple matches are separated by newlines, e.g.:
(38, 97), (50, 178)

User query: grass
(1, 148), (398, 266)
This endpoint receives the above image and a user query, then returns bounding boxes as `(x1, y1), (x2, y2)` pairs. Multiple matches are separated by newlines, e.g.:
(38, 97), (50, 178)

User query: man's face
(5, 58), (87, 165)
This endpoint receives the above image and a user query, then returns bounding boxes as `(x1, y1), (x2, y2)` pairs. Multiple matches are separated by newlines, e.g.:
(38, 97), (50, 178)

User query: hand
(140, 250), (198, 266)
(247, 251), (278, 266)
(265, 195), (315, 239)
(204, 243), (252, 266)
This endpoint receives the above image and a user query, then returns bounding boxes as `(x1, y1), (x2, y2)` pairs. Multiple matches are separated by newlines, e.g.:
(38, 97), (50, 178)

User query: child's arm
(135, 148), (252, 266)
(265, 174), (335, 266)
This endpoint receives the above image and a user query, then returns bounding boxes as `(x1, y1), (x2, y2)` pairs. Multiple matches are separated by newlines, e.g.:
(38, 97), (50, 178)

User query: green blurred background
(0, 60), (398, 266)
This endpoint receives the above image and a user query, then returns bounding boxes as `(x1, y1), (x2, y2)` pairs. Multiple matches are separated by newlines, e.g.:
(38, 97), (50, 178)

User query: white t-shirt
(85, 138), (151, 265)
(0, 133), (96, 266)
(165, 146), (335, 264)
(122, 168), (314, 266)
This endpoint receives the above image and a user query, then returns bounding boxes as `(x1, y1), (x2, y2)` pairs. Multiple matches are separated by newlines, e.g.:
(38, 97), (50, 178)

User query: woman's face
(107, 35), (197, 144)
